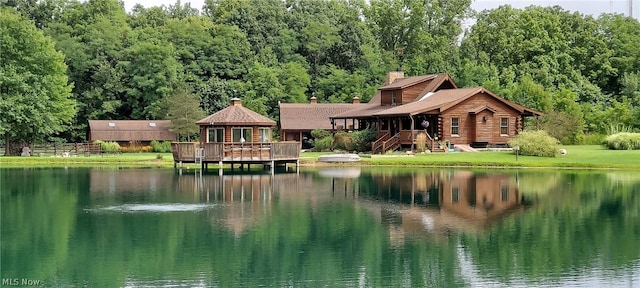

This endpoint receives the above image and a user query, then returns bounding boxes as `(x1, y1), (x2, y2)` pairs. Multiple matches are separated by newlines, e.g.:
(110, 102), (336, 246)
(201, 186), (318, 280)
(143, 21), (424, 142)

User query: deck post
(296, 159), (299, 174)
(270, 160), (274, 175)
(218, 161), (223, 176)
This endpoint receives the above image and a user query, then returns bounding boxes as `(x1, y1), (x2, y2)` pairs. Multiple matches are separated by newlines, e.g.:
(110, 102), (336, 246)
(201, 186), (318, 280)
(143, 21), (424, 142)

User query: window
(380, 119), (389, 131)
(232, 127), (252, 142)
(258, 128), (271, 143)
(452, 186), (459, 203)
(391, 91), (397, 105)
(500, 117), (509, 135)
(207, 128), (224, 143)
(451, 117), (460, 136)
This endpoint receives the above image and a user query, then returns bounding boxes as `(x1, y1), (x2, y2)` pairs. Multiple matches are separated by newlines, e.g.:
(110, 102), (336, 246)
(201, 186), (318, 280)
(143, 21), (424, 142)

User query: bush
(313, 136), (333, 152)
(333, 131), (354, 151)
(100, 141), (120, 153)
(604, 133), (640, 150)
(151, 140), (172, 153)
(350, 128), (378, 152)
(508, 130), (560, 157)
(311, 129), (331, 140)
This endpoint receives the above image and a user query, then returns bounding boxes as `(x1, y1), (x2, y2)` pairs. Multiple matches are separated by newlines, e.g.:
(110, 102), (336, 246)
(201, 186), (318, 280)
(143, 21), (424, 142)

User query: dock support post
(270, 161), (275, 175)
(218, 161), (223, 176)
(296, 160), (299, 174)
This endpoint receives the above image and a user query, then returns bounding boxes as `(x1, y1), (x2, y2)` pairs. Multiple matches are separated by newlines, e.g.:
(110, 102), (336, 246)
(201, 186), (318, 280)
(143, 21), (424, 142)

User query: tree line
(1, 0), (639, 154)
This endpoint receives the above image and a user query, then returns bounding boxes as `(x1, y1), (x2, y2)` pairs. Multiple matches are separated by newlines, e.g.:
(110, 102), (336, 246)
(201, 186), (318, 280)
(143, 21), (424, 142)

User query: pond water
(1, 167), (639, 287)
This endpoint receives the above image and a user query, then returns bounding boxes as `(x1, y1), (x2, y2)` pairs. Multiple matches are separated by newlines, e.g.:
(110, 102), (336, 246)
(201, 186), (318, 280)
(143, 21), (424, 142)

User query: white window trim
(500, 117), (509, 136)
(451, 117), (460, 136)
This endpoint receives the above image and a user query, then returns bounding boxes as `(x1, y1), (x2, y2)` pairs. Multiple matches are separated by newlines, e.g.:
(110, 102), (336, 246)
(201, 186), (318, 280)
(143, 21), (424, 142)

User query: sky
(123, 0), (638, 19)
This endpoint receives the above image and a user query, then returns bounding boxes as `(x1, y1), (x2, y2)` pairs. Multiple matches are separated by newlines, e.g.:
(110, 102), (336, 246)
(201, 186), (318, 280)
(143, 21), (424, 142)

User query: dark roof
(88, 120), (177, 141)
(279, 103), (358, 130)
(373, 87), (543, 117)
(197, 105), (276, 126)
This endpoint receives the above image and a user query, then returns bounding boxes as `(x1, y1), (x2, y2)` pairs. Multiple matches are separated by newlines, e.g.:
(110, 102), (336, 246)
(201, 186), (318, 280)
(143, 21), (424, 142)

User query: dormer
(379, 73), (458, 106)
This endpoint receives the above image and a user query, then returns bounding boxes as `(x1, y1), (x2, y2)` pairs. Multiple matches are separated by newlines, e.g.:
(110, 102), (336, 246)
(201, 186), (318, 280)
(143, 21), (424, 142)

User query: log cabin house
(330, 72), (543, 153)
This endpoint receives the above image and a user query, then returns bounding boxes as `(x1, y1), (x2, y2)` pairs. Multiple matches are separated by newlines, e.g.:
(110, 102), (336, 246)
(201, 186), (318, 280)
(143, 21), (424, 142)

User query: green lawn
(303, 145), (640, 169)
(1, 146), (639, 169)
(0, 153), (175, 168)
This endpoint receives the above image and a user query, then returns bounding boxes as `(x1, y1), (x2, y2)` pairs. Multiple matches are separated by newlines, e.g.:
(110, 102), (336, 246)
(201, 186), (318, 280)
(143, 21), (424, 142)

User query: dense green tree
(119, 38), (181, 119)
(0, 8), (76, 155)
(156, 87), (205, 141)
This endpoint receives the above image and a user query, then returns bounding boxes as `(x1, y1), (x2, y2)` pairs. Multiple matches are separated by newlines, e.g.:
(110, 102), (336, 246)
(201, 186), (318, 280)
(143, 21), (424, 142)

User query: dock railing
(171, 142), (300, 163)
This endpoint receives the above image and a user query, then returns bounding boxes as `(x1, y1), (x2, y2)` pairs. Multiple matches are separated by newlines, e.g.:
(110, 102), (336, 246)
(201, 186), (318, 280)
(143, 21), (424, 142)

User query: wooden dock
(171, 142), (300, 174)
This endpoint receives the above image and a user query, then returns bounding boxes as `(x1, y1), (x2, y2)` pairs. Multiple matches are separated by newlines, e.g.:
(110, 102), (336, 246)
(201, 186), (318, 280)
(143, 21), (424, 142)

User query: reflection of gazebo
(171, 98), (300, 173)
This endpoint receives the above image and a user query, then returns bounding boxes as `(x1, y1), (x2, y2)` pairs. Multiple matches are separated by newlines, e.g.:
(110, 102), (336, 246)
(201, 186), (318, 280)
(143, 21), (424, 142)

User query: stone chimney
(352, 95), (360, 104)
(386, 70), (405, 85)
(310, 96), (317, 104)
(230, 97), (242, 107)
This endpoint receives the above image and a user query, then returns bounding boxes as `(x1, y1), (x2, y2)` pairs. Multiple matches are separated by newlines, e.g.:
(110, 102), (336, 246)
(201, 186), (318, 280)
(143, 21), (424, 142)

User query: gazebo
(171, 98), (300, 173)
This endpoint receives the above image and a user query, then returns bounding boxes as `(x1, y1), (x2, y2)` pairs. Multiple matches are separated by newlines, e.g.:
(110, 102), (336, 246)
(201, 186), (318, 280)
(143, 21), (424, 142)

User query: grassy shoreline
(1, 145), (639, 170)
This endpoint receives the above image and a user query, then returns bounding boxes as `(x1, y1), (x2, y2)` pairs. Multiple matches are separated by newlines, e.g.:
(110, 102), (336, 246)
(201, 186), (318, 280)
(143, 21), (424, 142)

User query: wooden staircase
(372, 132), (401, 154)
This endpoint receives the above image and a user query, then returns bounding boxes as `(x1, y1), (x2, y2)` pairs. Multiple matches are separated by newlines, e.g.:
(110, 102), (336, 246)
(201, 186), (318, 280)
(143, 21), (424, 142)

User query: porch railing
(171, 142), (300, 162)
(371, 132), (390, 154)
(381, 133), (401, 153)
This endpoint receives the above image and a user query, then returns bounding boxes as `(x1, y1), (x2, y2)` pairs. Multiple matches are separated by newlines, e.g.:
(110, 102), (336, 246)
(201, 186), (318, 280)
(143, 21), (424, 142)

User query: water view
(1, 167), (639, 287)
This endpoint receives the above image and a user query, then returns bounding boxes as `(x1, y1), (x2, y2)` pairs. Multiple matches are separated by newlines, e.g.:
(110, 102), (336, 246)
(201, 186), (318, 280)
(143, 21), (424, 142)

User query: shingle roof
(197, 105), (276, 126)
(88, 120), (177, 141)
(379, 75), (438, 90)
(279, 103), (358, 130)
(373, 87), (543, 117)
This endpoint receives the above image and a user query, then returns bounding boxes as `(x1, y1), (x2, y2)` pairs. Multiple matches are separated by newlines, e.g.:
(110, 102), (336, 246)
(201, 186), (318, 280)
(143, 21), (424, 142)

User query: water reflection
(1, 167), (639, 287)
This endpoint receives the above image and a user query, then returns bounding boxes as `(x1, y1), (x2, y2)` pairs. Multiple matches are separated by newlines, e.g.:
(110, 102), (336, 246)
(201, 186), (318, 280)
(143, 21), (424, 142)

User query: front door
(474, 113), (493, 143)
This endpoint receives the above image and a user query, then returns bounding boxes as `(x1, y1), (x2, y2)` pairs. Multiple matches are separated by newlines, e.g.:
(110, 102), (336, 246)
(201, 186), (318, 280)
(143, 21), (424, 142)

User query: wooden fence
(3, 143), (104, 157)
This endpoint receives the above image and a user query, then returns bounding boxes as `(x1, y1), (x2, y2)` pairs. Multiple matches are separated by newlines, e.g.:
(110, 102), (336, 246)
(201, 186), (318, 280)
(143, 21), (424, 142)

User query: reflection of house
(359, 170), (524, 242)
(278, 97), (362, 148)
(171, 98), (300, 172)
(331, 71), (543, 152)
(88, 120), (177, 146)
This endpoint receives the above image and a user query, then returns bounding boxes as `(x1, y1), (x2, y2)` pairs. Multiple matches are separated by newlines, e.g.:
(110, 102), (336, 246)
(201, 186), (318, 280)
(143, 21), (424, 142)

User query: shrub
(333, 131), (354, 151)
(100, 141), (120, 153)
(604, 133), (640, 150)
(313, 136), (333, 152)
(151, 140), (172, 153)
(311, 129), (331, 140)
(350, 128), (378, 152)
(508, 130), (560, 157)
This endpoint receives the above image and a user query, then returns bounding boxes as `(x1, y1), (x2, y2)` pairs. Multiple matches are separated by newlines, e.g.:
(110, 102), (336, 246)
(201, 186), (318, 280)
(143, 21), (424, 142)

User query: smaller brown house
(171, 98), (300, 171)
(88, 120), (176, 146)
(278, 96), (362, 147)
(197, 98), (276, 144)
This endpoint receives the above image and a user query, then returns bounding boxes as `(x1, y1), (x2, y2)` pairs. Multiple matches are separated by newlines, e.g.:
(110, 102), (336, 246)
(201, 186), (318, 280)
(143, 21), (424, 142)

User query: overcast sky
(122, 0), (638, 20)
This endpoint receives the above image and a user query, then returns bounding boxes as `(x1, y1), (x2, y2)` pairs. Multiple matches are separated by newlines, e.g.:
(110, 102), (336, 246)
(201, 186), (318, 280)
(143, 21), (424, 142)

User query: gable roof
(197, 105), (275, 126)
(88, 120), (176, 141)
(279, 103), (358, 130)
(373, 87), (543, 117)
(379, 75), (439, 90)
(332, 74), (459, 120)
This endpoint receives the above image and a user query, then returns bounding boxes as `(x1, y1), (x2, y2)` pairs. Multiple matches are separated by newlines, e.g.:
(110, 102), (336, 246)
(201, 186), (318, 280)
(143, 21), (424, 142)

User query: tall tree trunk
(5, 133), (27, 156)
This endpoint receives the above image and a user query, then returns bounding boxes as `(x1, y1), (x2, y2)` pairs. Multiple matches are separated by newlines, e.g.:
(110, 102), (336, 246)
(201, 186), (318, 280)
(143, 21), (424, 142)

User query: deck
(171, 142), (301, 173)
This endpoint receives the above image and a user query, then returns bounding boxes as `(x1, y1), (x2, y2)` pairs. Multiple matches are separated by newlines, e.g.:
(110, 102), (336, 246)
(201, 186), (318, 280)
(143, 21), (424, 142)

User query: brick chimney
(386, 70), (405, 85)
(352, 95), (360, 104)
(230, 97), (242, 107)
(310, 96), (317, 104)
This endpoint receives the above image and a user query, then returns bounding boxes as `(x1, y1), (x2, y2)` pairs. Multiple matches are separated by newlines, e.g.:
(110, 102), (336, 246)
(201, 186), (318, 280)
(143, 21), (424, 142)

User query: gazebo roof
(197, 98), (275, 126)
